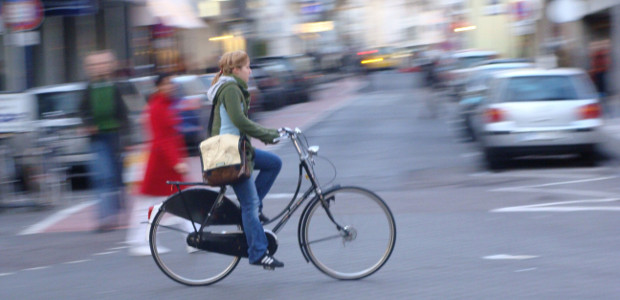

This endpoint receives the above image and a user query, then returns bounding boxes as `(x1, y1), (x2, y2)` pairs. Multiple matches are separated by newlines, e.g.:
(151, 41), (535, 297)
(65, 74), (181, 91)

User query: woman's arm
(221, 86), (279, 143)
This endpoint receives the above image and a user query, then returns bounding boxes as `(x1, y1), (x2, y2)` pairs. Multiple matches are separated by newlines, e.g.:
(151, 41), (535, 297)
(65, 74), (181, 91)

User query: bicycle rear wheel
(149, 209), (241, 286)
(300, 186), (396, 280)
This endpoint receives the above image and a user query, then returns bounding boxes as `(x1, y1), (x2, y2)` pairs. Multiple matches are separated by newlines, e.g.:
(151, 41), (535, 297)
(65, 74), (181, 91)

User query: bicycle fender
(162, 187), (242, 225)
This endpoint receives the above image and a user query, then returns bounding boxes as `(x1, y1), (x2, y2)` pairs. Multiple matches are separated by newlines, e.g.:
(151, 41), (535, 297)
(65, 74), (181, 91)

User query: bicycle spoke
(306, 233), (342, 245)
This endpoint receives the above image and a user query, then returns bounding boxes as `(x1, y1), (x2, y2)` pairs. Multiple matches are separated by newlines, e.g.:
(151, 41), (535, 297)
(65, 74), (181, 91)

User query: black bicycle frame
(164, 131), (345, 237)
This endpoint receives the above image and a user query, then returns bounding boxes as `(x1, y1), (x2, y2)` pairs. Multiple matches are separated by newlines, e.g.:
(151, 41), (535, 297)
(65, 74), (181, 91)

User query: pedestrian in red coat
(126, 73), (190, 256)
(140, 75), (189, 194)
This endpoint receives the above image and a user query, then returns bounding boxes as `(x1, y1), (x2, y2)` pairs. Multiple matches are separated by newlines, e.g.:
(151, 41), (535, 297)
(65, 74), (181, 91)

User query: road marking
(108, 246), (128, 251)
(491, 176), (616, 191)
(0, 273), (15, 277)
(93, 251), (117, 256)
(460, 152), (480, 158)
(492, 198), (620, 212)
(493, 187), (616, 198)
(483, 254), (539, 260)
(18, 200), (96, 235)
(515, 268), (537, 272)
(64, 259), (91, 264)
(22, 266), (51, 271)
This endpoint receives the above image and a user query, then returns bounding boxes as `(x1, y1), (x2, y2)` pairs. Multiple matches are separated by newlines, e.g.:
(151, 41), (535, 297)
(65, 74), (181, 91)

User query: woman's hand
(174, 162), (189, 175)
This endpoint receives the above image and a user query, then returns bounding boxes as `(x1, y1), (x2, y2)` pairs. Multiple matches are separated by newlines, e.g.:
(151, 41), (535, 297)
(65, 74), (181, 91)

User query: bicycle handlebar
(272, 127), (297, 144)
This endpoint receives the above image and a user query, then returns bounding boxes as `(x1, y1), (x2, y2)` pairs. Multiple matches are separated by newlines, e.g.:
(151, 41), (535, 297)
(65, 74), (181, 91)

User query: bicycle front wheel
(300, 186), (396, 280)
(149, 209), (241, 286)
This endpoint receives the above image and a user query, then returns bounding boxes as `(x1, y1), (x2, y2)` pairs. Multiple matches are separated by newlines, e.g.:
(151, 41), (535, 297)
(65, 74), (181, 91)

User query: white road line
(492, 187), (617, 198)
(93, 251), (117, 256)
(515, 268), (537, 272)
(22, 266), (51, 271)
(63, 259), (91, 265)
(491, 176), (616, 191)
(492, 198), (620, 212)
(490, 172), (603, 180)
(483, 254), (539, 260)
(0, 273), (15, 277)
(18, 200), (96, 235)
(108, 246), (128, 251)
(460, 152), (480, 158)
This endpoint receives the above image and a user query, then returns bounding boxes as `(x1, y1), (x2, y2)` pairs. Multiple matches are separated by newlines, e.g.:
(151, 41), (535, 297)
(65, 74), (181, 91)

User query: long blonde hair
(211, 50), (249, 85)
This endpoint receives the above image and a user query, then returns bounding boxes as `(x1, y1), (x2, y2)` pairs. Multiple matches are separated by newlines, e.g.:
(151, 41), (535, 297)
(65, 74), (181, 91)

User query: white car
(471, 68), (603, 169)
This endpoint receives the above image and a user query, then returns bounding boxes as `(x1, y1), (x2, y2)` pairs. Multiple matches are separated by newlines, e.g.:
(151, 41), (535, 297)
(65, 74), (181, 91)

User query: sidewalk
(21, 75), (366, 235)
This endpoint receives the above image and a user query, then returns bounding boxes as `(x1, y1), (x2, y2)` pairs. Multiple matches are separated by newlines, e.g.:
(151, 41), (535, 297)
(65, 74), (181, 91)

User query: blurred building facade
(2, 0), (620, 93)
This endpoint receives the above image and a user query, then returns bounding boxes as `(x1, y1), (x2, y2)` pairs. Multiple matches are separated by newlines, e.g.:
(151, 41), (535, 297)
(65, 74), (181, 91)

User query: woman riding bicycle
(207, 50), (284, 269)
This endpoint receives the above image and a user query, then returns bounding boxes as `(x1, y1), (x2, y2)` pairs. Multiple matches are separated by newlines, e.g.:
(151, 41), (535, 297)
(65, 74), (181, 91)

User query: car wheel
(580, 145), (598, 167)
(484, 148), (504, 171)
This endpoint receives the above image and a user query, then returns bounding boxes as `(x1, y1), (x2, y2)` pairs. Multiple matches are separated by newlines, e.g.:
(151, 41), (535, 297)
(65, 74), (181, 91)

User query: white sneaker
(129, 245), (170, 256)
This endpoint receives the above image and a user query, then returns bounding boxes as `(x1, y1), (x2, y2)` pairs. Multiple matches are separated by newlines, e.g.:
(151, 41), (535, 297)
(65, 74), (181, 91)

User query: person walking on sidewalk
(126, 73), (189, 256)
(79, 50), (129, 232)
(207, 50), (284, 269)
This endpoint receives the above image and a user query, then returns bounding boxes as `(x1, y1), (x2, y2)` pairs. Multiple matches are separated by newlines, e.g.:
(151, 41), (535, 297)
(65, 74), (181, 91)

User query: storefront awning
(131, 0), (207, 29)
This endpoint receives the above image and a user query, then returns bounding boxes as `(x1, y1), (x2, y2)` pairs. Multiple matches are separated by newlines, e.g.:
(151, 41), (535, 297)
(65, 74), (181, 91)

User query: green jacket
(209, 75), (279, 167)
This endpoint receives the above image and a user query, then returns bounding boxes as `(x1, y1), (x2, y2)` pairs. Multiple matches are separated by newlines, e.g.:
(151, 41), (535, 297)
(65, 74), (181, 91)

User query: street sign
(3, 0), (44, 32)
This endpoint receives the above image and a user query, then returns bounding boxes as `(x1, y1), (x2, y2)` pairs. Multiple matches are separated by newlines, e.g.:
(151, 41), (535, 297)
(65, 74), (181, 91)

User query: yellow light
(361, 58), (384, 64)
(454, 25), (477, 32)
(209, 35), (234, 41)
(294, 21), (334, 34)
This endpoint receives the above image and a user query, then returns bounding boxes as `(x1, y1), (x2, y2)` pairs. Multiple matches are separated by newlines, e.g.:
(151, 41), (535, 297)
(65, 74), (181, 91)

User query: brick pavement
(28, 75), (366, 234)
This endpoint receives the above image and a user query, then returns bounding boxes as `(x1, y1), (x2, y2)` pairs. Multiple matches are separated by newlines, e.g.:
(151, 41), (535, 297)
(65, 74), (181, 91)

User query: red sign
(4, 0), (44, 32)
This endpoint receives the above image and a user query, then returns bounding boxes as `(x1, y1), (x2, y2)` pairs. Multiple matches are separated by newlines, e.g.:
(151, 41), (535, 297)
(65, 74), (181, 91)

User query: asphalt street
(1, 71), (620, 299)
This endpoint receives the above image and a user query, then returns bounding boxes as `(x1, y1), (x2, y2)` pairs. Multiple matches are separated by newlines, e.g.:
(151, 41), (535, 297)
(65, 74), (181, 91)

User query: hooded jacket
(207, 75), (279, 167)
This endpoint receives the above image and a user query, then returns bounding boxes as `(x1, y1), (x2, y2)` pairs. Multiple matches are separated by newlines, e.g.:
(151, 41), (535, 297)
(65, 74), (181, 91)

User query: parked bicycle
(147, 127), (396, 286)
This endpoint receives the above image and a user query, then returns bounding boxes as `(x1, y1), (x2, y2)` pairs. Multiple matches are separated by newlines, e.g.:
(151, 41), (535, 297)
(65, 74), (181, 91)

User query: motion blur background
(0, 0), (617, 90)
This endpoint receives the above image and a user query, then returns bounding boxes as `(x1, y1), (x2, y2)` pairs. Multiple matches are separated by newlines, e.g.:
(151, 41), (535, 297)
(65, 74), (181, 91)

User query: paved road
(2, 71), (620, 299)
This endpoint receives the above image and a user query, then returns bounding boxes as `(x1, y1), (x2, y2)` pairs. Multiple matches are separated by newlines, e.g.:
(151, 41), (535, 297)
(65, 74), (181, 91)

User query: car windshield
(459, 55), (494, 68)
(467, 65), (530, 89)
(504, 75), (598, 102)
(36, 91), (83, 118)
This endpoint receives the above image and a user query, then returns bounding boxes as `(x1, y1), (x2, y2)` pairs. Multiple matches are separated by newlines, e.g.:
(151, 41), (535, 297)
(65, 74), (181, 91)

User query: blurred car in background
(27, 83), (92, 183)
(250, 64), (288, 110)
(471, 68), (602, 170)
(439, 49), (498, 98)
(171, 75), (210, 156)
(253, 55), (313, 104)
(357, 47), (402, 72)
(456, 61), (534, 141)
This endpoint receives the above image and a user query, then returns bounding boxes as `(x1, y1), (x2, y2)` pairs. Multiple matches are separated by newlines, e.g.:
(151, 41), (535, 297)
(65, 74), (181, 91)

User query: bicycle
(147, 127), (396, 286)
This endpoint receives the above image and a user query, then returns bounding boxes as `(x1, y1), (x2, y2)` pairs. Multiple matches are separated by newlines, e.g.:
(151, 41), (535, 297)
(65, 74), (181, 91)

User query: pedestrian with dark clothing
(206, 50), (284, 269)
(80, 50), (129, 232)
(589, 41), (611, 115)
(126, 73), (190, 256)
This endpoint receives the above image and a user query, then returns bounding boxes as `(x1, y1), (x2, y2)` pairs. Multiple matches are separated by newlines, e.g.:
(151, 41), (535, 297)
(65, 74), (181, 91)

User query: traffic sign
(3, 0), (44, 32)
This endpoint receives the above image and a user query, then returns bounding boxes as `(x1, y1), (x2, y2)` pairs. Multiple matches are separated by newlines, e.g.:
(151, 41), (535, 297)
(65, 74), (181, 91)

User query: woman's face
(233, 59), (252, 83)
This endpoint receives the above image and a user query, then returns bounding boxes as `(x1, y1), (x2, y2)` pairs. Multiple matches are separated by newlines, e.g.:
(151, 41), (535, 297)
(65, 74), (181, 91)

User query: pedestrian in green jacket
(79, 50), (129, 232)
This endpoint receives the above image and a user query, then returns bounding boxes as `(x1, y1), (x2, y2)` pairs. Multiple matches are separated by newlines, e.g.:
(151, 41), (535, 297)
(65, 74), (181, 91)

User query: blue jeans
(231, 149), (282, 263)
(89, 132), (124, 227)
